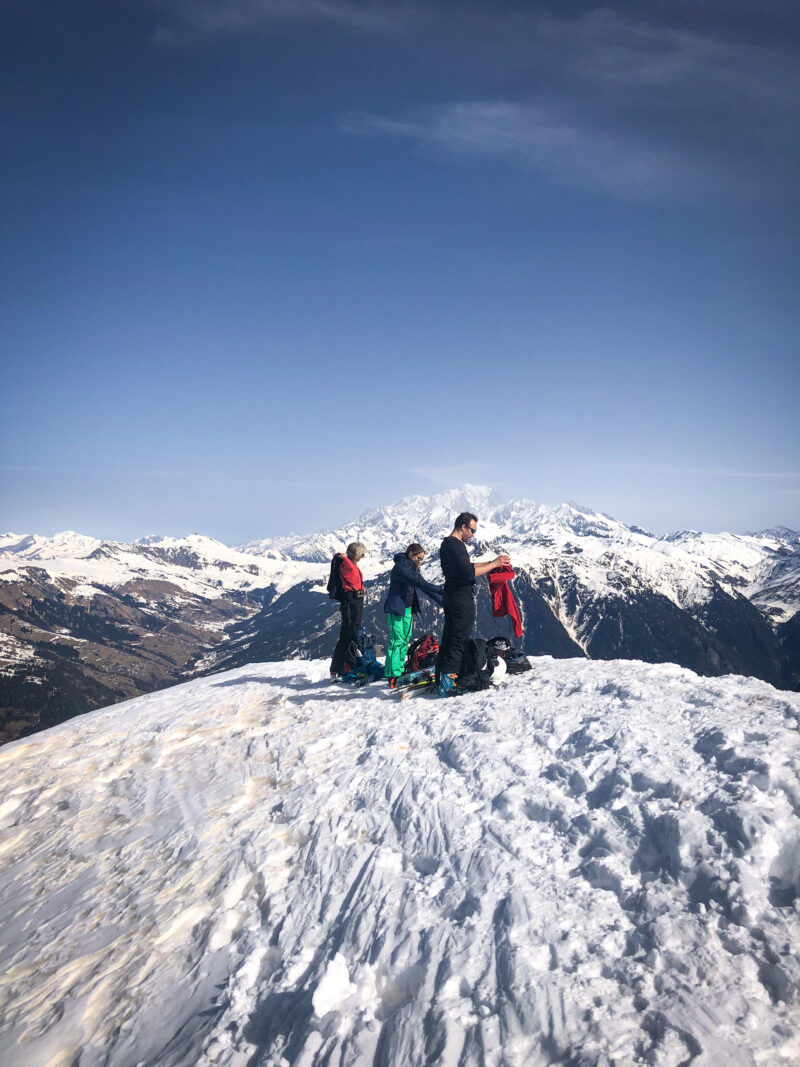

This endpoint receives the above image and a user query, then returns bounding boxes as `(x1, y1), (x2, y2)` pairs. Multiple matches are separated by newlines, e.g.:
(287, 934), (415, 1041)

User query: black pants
(331, 595), (364, 675)
(437, 587), (475, 679)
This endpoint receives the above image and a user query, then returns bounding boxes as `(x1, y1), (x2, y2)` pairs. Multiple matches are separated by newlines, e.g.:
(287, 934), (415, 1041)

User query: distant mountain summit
(1, 487), (798, 744)
(239, 484), (506, 563)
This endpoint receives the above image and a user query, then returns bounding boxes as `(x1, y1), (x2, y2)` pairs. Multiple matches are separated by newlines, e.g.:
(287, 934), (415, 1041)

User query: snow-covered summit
(747, 526), (800, 542)
(1, 657), (798, 1065)
(0, 530), (318, 599)
(236, 488), (798, 620)
(239, 485), (505, 563)
(0, 530), (102, 560)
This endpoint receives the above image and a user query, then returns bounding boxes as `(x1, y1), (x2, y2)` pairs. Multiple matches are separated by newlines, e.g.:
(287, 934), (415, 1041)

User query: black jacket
(383, 553), (444, 616)
(439, 536), (476, 591)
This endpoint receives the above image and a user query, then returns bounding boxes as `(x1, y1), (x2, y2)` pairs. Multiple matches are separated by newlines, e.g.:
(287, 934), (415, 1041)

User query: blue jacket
(383, 553), (444, 616)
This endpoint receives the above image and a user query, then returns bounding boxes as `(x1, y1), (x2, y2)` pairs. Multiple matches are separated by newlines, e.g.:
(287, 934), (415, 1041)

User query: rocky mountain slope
(0, 533), (319, 743)
(1, 487), (798, 744)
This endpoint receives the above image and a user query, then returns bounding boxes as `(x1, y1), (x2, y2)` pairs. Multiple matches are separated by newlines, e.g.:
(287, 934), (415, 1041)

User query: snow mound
(0, 659), (799, 1066)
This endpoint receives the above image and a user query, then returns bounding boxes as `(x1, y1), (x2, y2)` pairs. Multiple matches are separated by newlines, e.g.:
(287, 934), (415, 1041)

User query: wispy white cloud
(340, 6), (798, 201)
(342, 101), (729, 201)
(534, 8), (798, 107)
(150, 0), (410, 41)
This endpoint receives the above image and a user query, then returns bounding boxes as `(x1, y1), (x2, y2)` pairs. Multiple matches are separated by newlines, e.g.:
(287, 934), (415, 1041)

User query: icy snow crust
(1, 660), (799, 1066)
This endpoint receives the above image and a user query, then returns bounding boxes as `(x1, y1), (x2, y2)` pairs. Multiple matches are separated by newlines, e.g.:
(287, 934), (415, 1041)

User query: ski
(391, 667), (435, 693)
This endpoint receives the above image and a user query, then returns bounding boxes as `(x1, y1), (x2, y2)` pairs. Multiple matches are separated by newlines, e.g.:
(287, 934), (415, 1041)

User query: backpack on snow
(341, 627), (384, 684)
(327, 554), (344, 601)
(456, 638), (499, 693)
(405, 633), (439, 673)
(505, 649), (532, 675)
(487, 634), (531, 675)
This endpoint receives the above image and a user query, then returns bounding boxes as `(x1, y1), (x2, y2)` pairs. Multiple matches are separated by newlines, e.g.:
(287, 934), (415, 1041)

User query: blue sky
(2, 0), (798, 542)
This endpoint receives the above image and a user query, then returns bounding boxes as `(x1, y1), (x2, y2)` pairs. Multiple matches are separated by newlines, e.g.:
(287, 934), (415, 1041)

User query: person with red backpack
(383, 543), (443, 686)
(330, 542), (366, 680)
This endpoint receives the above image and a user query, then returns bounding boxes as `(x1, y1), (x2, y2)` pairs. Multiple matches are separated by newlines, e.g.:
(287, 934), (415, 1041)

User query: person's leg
(399, 609), (414, 672)
(384, 612), (409, 678)
(439, 589), (475, 677)
(436, 605), (452, 684)
(331, 601), (351, 675)
(342, 597), (363, 670)
(332, 597), (360, 674)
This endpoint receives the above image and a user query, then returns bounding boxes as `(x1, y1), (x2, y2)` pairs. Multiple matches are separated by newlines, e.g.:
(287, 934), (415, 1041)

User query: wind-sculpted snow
(1, 661), (799, 1066)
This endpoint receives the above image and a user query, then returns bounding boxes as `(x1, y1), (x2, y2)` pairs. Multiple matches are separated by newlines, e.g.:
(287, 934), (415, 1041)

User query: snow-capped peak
(0, 530), (102, 560)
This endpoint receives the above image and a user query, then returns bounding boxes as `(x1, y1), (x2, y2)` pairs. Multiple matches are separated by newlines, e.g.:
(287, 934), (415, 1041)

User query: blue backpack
(341, 628), (384, 685)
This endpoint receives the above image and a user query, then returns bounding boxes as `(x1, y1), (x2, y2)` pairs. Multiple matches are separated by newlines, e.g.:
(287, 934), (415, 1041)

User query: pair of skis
(390, 667), (437, 700)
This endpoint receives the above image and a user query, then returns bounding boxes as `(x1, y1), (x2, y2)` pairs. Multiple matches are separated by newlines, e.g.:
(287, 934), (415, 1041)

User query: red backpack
(405, 633), (439, 673)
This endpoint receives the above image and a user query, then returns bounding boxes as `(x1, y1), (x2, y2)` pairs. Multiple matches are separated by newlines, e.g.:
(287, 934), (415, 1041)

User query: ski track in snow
(1, 659), (799, 1066)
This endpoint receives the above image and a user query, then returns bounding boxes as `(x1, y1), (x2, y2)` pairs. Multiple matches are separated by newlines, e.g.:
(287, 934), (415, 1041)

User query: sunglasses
(464, 525), (477, 534)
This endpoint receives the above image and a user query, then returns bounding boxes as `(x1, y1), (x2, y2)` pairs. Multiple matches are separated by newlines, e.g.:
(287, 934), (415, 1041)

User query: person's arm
(413, 576), (444, 604)
(474, 554), (510, 577)
(404, 564), (443, 599)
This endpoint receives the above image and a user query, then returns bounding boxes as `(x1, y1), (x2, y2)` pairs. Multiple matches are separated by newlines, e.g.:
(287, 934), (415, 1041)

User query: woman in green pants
(383, 543), (444, 685)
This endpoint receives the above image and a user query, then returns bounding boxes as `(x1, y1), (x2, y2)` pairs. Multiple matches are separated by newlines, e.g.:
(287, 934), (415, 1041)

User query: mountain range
(1, 485), (798, 744)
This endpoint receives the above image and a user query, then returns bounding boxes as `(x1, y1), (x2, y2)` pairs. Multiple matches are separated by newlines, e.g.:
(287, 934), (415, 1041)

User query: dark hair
(406, 542), (425, 558)
(454, 512), (477, 530)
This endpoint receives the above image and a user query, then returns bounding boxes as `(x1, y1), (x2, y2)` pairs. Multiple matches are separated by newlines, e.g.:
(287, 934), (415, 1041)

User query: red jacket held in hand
(488, 564), (523, 638)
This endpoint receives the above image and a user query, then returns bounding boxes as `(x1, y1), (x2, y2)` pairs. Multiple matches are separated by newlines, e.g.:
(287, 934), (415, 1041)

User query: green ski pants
(384, 608), (413, 678)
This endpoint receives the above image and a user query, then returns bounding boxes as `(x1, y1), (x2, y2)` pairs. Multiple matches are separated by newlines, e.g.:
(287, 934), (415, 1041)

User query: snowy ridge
(0, 531), (102, 560)
(238, 486), (800, 623)
(0, 531), (324, 600)
(0, 658), (798, 1066)
(2, 489), (797, 620)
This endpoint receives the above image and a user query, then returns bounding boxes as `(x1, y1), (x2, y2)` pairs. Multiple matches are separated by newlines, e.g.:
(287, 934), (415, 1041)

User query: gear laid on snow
(505, 648), (532, 674)
(341, 627), (384, 686)
(456, 638), (497, 692)
(490, 656), (507, 684)
(405, 633), (439, 674)
(488, 564), (523, 638)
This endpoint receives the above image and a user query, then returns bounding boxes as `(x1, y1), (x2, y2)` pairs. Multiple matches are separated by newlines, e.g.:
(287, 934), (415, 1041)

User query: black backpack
(487, 634), (531, 675)
(457, 638), (498, 692)
(487, 635), (512, 656)
(327, 554), (344, 601)
(505, 649), (532, 674)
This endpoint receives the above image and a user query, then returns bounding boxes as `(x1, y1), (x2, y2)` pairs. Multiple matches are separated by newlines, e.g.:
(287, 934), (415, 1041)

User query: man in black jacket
(437, 512), (509, 692)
